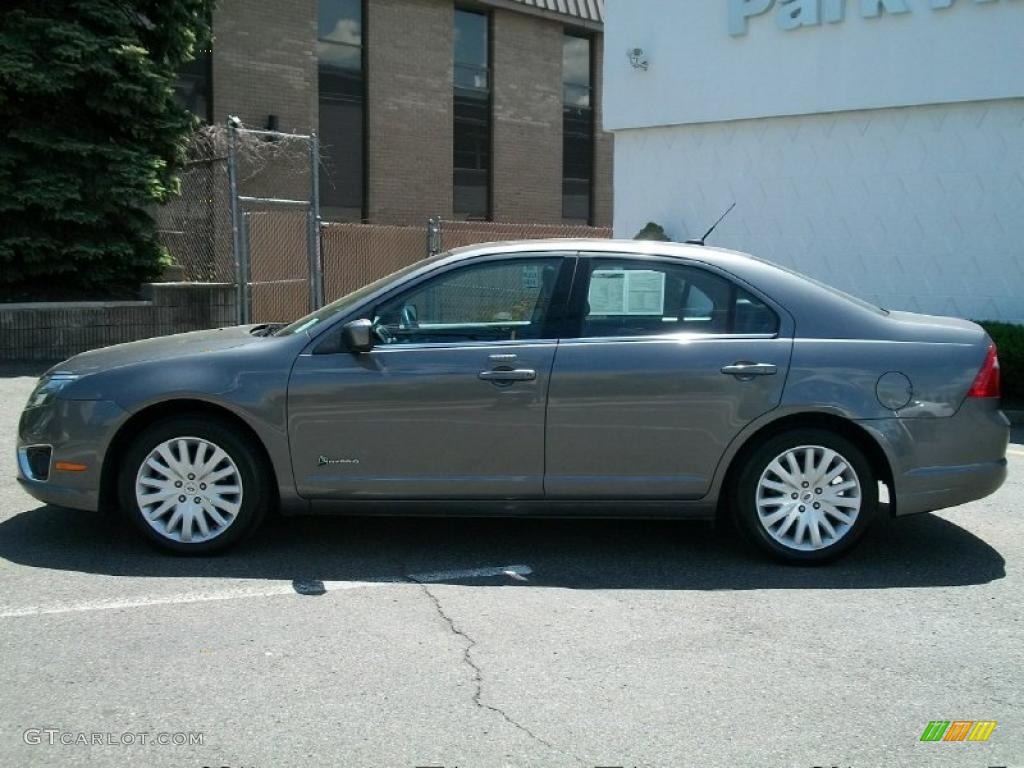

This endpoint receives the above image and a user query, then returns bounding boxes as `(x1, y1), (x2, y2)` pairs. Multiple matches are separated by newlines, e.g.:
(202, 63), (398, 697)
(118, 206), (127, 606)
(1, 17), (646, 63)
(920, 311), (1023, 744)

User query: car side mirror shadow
(341, 318), (375, 354)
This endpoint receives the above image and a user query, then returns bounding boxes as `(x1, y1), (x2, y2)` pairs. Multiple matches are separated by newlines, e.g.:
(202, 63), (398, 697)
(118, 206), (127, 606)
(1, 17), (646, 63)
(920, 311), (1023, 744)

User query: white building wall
(613, 98), (1024, 323)
(603, 0), (1024, 130)
(604, 0), (1024, 323)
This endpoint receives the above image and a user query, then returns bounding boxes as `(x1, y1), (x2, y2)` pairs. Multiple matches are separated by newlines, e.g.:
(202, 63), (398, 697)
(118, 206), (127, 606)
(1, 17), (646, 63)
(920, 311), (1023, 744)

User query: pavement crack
(404, 572), (558, 753)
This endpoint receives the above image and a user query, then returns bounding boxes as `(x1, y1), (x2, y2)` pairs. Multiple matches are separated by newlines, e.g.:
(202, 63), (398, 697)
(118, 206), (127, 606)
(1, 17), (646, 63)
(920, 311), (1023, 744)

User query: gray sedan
(16, 240), (1009, 562)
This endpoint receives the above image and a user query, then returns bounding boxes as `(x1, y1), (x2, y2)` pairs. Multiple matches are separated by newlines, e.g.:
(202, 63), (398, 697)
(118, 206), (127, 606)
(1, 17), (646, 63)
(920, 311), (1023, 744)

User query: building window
(562, 33), (593, 223)
(453, 8), (491, 220)
(174, 46), (212, 122)
(318, 0), (365, 219)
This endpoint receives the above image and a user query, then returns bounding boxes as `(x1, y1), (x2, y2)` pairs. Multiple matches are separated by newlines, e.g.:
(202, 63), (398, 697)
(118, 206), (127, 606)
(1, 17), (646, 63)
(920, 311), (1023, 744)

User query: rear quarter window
(580, 258), (779, 338)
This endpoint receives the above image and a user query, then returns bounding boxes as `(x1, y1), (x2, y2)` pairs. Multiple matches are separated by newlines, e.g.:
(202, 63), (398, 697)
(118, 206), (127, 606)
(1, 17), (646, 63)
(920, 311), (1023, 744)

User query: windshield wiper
(249, 323), (285, 337)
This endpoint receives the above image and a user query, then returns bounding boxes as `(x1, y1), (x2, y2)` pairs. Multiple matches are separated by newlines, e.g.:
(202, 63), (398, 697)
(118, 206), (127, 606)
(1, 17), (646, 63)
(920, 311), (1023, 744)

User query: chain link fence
(245, 210), (314, 322)
(434, 219), (612, 252)
(321, 219), (612, 308)
(155, 127), (612, 325)
(153, 125), (320, 324)
(228, 124), (320, 324)
(321, 222), (426, 303)
(153, 127), (233, 282)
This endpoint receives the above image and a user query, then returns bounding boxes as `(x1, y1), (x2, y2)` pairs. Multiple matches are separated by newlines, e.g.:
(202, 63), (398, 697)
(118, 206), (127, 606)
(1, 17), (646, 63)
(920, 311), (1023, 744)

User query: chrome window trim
(359, 332), (779, 353)
(558, 332), (780, 345)
(299, 332), (780, 355)
(367, 338), (560, 353)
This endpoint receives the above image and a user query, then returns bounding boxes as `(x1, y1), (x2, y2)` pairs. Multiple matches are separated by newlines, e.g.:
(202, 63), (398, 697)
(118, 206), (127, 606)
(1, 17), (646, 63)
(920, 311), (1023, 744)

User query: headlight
(25, 374), (79, 409)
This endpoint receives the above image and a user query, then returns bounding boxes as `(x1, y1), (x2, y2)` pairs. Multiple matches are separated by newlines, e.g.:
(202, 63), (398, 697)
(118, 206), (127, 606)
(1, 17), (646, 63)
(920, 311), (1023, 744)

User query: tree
(634, 222), (672, 242)
(0, 0), (215, 300)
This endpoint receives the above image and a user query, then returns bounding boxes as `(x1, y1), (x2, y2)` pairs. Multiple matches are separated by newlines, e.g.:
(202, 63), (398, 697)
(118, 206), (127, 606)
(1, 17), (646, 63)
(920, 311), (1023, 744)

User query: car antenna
(685, 202), (736, 246)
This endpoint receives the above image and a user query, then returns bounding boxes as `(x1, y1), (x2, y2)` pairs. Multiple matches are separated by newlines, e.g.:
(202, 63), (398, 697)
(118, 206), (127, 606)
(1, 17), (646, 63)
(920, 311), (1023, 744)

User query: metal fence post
(226, 118), (245, 325)
(308, 132), (324, 311)
(427, 216), (441, 257)
(239, 211), (252, 325)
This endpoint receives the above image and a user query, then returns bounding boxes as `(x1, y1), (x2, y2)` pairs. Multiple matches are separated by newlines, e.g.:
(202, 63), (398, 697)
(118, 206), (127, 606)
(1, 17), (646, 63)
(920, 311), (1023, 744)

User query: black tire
(118, 416), (271, 554)
(732, 428), (876, 564)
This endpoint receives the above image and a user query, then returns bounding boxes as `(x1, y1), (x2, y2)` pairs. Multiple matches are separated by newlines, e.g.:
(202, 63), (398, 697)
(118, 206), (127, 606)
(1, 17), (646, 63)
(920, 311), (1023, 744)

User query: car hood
(48, 325), (268, 376)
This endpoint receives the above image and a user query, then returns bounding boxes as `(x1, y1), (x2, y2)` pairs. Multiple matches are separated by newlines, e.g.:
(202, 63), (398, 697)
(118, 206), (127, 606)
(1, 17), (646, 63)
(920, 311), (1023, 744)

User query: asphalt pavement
(1, 366), (1021, 767)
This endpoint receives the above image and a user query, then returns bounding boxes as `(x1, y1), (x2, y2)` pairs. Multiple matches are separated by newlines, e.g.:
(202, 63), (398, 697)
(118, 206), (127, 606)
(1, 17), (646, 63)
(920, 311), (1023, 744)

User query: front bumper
(859, 398), (1010, 516)
(16, 397), (127, 512)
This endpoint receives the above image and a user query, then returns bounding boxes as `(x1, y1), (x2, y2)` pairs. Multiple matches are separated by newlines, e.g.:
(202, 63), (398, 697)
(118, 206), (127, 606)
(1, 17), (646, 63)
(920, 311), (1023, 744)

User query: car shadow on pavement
(0, 505), (1005, 591)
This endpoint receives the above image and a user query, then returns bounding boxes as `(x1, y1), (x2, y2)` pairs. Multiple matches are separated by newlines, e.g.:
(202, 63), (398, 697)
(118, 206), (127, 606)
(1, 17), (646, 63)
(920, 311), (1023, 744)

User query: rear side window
(579, 258), (778, 338)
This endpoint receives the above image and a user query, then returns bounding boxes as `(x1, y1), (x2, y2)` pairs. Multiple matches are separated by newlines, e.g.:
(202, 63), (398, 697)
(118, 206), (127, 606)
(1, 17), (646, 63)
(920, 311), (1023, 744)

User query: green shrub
(634, 222), (671, 241)
(0, 0), (214, 300)
(976, 321), (1024, 405)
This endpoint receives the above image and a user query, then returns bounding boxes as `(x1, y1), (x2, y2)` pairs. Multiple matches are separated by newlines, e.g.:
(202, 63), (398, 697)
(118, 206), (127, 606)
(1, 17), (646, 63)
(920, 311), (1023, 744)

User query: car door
(544, 253), (793, 499)
(288, 253), (573, 499)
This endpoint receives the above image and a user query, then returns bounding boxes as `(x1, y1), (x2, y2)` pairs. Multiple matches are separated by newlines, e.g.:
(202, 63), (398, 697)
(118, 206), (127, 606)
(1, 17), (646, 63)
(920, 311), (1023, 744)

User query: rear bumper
(858, 399), (1010, 517)
(895, 458), (1007, 516)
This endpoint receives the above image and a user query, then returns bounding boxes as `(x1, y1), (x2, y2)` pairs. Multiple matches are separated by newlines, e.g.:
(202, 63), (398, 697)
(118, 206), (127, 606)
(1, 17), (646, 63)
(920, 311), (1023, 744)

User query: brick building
(175, 0), (612, 227)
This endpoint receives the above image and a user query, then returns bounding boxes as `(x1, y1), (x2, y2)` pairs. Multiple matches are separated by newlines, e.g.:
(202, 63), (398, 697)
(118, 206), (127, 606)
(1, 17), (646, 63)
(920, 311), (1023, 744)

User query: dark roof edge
(474, 0), (604, 31)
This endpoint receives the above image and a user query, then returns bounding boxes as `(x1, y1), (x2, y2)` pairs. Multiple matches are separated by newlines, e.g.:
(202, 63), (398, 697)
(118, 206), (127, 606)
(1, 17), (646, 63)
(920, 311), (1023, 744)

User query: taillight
(967, 343), (1000, 398)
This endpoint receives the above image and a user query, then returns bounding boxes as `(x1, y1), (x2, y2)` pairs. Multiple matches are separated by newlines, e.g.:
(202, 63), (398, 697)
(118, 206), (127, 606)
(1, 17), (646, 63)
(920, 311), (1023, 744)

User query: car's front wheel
(118, 417), (269, 554)
(733, 429), (876, 563)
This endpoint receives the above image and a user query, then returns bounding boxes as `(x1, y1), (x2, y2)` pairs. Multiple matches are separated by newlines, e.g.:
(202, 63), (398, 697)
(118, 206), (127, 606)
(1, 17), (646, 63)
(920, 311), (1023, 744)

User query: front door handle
(478, 368), (537, 383)
(721, 362), (778, 377)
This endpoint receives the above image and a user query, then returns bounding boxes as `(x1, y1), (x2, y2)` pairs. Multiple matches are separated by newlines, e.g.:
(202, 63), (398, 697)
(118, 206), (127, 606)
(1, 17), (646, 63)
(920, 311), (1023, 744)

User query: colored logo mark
(920, 720), (997, 742)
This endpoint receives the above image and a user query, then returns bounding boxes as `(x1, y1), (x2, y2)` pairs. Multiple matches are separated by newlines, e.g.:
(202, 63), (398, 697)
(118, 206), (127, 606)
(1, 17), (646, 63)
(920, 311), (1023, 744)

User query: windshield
(274, 259), (432, 336)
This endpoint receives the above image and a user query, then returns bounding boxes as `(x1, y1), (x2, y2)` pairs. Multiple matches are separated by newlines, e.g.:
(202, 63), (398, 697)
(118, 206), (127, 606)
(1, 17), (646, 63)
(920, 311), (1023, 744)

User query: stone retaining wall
(0, 283), (237, 362)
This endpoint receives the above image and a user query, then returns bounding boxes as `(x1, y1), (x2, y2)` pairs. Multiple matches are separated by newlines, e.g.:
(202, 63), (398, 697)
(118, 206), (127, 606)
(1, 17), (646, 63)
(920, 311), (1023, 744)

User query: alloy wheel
(134, 436), (243, 544)
(755, 444), (862, 552)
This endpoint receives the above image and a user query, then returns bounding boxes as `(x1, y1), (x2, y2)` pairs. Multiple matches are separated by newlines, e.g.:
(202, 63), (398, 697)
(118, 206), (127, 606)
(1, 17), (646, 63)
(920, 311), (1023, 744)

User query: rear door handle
(720, 362), (778, 377)
(478, 369), (537, 382)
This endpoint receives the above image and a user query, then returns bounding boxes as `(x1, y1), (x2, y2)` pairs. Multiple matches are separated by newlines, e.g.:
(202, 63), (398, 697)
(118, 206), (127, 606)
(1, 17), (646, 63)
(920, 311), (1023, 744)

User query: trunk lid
(885, 310), (988, 345)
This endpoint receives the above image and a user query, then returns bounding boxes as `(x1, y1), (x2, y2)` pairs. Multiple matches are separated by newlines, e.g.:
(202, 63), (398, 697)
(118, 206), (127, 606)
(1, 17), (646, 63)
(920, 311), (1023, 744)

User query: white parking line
(0, 585), (298, 619)
(0, 564), (533, 619)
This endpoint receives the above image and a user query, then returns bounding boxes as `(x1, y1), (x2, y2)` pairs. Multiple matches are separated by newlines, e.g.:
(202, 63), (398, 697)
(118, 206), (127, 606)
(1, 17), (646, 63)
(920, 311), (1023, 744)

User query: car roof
(439, 238), (779, 286)
(445, 238), (750, 263)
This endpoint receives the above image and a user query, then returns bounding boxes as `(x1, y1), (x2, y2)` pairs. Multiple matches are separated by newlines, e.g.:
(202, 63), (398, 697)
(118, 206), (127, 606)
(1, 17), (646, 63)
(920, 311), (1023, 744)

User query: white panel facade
(604, 0), (1024, 129)
(613, 98), (1024, 322)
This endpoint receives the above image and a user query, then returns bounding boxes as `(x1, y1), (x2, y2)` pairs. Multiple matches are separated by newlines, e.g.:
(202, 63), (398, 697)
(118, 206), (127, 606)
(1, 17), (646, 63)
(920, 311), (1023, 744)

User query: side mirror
(341, 318), (374, 353)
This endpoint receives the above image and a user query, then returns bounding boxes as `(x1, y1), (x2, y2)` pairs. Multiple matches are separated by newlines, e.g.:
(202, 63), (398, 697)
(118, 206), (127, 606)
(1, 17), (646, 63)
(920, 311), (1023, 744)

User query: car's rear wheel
(118, 417), (269, 554)
(733, 429), (876, 563)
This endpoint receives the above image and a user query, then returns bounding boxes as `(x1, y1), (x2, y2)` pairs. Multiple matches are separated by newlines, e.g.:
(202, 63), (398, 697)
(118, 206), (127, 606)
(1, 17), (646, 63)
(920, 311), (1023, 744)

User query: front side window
(372, 258), (562, 345)
(319, 0), (365, 219)
(453, 9), (491, 219)
(579, 259), (779, 338)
